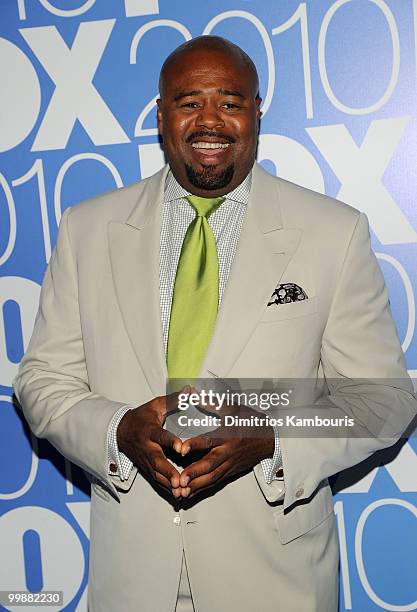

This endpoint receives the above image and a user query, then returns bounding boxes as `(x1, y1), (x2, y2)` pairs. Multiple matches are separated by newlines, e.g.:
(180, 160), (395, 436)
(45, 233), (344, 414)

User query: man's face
(157, 47), (261, 197)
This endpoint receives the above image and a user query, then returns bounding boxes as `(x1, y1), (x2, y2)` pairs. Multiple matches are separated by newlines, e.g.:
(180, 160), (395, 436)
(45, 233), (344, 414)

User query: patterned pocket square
(267, 283), (308, 306)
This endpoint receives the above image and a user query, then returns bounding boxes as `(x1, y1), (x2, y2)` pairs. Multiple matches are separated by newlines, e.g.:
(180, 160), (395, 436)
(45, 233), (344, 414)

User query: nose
(195, 103), (225, 129)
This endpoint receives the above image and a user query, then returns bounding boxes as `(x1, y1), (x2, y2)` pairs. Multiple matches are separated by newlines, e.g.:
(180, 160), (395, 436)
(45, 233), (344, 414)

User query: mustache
(186, 131), (236, 144)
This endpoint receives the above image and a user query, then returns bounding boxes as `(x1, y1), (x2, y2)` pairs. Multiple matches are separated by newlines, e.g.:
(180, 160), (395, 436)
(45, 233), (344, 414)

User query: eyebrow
(174, 88), (246, 101)
(218, 89), (245, 99)
(174, 90), (201, 101)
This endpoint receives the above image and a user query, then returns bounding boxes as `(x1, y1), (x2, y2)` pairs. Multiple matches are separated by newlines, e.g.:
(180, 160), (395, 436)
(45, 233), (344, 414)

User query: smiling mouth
(191, 142), (230, 149)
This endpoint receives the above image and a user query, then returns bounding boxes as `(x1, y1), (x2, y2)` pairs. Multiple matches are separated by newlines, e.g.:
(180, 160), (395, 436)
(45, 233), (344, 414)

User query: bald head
(159, 36), (259, 99)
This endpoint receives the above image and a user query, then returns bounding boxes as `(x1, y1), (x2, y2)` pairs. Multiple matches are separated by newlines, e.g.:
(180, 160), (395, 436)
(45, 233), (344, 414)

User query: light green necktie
(167, 195), (225, 382)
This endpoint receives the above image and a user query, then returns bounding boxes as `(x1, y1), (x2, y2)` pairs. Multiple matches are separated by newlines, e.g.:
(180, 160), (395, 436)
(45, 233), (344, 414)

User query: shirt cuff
(260, 425), (283, 484)
(107, 405), (134, 481)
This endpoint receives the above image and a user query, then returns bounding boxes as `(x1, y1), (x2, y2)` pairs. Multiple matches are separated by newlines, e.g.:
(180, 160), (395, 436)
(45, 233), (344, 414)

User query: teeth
(191, 142), (230, 149)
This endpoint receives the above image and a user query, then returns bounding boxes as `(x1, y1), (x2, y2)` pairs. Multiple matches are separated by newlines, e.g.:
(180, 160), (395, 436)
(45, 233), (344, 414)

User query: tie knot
(185, 195), (225, 218)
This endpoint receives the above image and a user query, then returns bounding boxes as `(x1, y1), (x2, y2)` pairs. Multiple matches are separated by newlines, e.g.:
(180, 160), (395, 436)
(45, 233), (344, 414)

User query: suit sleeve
(13, 207), (136, 500)
(273, 212), (416, 508)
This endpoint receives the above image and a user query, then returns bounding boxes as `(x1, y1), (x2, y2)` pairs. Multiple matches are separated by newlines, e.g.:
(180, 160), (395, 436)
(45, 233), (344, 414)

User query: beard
(185, 163), (235, 191)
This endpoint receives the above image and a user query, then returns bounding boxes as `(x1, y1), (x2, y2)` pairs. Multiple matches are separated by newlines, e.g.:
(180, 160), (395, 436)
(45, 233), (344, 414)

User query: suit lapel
(108, 166), (169, 396)
(200, 163), (302, 379)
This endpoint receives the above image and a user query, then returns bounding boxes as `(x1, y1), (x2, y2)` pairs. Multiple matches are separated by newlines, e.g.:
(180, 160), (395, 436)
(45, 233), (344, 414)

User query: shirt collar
(164, 169), (251, 205)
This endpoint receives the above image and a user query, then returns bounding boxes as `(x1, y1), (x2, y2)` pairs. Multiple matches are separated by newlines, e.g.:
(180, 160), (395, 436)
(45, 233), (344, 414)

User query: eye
(181, 102), (200, 108)
(222, 102), (241, 110)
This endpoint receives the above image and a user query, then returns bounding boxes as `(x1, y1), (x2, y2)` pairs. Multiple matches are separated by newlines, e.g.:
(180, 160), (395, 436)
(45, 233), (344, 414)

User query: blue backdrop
(1, 0), (416, 610)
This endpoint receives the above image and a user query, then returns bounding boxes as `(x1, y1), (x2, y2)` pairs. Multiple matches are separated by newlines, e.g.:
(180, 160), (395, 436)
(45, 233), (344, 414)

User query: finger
(165, 385), (192, 415)
(152, 427), (183, 454)
(153, 471), (175, 491)
(182, 464), (228, 497)
(180, 433), (219, 456)
(179, 449), (223, 487)
(149, 448), (181, 488)
(149, 458), (182, 494)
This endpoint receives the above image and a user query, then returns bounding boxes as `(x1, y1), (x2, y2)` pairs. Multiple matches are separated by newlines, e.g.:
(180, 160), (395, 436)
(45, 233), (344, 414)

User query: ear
(255, 95), (262, 120)
(156, 98), (163, 135)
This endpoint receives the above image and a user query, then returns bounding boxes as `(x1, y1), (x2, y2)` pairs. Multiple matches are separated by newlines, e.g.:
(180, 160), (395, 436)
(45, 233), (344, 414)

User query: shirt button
(295, 488), (304, 498)
(109, 463), (117, 473)
(173, 516), (181, 526)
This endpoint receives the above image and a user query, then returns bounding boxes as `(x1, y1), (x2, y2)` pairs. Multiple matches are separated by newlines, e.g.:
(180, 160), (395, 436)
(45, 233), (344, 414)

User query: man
(14, 36), (416, 612)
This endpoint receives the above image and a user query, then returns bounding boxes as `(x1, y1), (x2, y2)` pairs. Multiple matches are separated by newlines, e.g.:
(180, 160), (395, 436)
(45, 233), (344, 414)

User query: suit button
(295, 488), (304, 498)
(173, 516), (181, 526)
(109, 463), (117, 473)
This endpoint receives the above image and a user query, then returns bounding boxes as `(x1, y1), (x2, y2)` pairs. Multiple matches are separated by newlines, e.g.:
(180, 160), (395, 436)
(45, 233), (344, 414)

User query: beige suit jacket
(14, 163), (417, 612)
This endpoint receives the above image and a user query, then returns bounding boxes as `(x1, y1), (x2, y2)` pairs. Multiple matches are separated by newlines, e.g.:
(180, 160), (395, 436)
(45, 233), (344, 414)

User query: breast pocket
(259, 296), (318, 323)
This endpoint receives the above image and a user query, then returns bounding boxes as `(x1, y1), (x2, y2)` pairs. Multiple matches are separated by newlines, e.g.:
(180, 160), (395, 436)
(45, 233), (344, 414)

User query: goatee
(185, 163), (234, 191)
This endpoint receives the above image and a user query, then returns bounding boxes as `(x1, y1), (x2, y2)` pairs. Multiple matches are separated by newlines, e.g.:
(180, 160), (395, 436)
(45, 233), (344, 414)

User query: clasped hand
(117, 387), (275, 499)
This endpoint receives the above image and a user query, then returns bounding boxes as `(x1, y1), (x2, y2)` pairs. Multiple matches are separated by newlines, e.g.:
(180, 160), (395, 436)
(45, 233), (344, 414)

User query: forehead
(161, 48), (255, 96)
